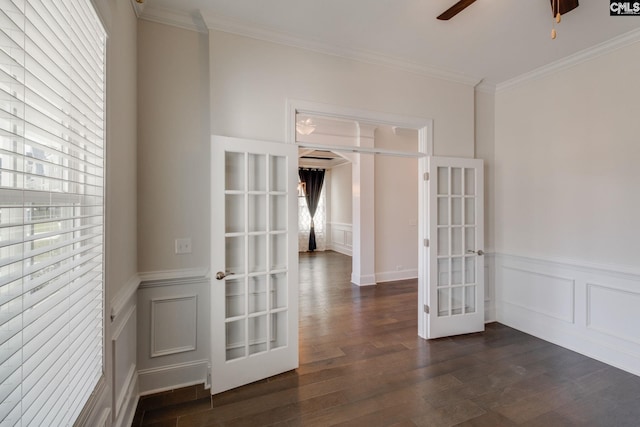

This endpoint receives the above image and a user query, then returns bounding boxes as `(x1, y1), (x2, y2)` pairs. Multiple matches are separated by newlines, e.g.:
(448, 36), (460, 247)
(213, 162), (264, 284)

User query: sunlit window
(0, 0), (106, 424)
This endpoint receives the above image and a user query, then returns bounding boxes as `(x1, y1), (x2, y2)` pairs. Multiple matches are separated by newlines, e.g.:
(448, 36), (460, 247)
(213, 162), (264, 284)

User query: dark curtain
(298, 168), (325, 252)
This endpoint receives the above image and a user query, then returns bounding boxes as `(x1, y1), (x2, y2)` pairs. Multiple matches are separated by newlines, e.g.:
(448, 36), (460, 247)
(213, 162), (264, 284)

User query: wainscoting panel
(501, 266), (575, 323)
(137, 271), (210, 395)
(328, 222), (352, 256)
(150, 295), (198, 357)
(587, 283), (640, 345)
(495, 253), (640, 377)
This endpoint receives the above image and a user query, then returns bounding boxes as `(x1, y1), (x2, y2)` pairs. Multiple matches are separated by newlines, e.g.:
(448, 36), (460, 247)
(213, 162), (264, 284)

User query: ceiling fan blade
(551, 0), (579, 16)
(437, 0), (478, 20)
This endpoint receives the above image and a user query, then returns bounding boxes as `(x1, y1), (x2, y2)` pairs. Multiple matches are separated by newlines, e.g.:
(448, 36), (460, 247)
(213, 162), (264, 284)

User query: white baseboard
(138, 359), (210, 396)
(375, 269), (418, 283)
(351, 273), (376, 286)
(495, 252), (640, 377)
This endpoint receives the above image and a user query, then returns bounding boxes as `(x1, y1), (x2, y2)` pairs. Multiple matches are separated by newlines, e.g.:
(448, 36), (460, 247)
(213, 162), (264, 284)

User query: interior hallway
(131, 251), (640, 426)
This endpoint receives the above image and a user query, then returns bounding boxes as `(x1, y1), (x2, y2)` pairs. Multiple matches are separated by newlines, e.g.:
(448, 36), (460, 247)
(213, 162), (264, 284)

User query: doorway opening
(288, 100), (432, 338)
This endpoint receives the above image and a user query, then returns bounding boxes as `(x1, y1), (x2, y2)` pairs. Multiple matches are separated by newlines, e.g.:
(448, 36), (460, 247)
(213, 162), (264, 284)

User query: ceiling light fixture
(296, 118), (316, 136)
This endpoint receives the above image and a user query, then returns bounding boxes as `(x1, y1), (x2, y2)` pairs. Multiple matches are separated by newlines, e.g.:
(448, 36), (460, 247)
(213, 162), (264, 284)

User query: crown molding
(475, 80), (497, 94)
(199, 12), (482, 87)
(138, 5), (207, 33)
(129, 0), (144, 18)
(497, 27), (640, 93)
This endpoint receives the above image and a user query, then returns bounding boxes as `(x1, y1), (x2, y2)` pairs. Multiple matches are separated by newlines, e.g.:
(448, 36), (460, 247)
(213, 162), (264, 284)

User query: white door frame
(285, 99), (433, 338)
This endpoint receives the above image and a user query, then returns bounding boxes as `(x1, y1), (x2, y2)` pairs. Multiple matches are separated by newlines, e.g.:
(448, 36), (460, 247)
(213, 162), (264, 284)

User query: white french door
(426, 156), (484, 338)
(211, 135), (298, 394)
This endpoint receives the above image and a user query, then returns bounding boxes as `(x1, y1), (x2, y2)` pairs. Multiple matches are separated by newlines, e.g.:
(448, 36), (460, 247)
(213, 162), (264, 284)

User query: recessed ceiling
(137, 0), (640, 86)
(298, 149), (349, 169)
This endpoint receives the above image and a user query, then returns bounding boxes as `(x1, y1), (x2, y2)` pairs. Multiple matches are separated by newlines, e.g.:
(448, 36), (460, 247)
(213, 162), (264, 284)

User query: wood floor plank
(132, 251), (640, 427)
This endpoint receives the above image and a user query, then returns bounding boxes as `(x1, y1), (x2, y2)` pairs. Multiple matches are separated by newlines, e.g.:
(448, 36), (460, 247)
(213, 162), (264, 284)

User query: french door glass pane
(248, 275), (267, 314)
(225, 236), (245, 275)
(248, 235), (267, 273)
(225, 279), (245, 318)
(451, 168), (462, 195)
(438, 289), (449, 316)
(225, 152), (244, 191)
(270, 233), (287, 270)
(465, 227), (475, 253)
(271, 312), (287, 349)
(465, 257), (476, 284)
(225, 195), (244, 233)
(465, 286), (476, 313)
(437, 197), (448, 225)
(465, 168), (475, 195)
(451, 287), (463, 315)
(452, 227), (463, 255)
(248, 195), (266, 232)
(465, 198), (475, 225)
(248, 154), (266, 191)
(437, 228), (448, 256)
(270, 195), (286, 231)
(269, 155), (286, 192)
(270, 273), (287, 309)
(437, 167), (448, 194)
(226, 319), (246, 361)
(437, 259), (449, 287)
(248, 315), (267, 355)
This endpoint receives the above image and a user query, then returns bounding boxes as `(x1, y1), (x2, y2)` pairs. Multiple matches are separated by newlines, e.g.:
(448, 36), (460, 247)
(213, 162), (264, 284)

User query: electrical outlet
(175, 238), (192, 254)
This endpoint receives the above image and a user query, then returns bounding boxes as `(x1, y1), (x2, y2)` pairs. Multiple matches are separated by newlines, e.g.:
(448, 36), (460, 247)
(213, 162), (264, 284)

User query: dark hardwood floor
(132, 251), (640, 426)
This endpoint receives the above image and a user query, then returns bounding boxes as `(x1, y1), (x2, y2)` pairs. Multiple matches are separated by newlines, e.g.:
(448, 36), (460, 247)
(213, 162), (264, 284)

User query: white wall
(329, 163), (352, 224)
(495, 44), (640, 267)
(493, 41), (640, 375)
(374, 127), (419, 282)
(209, 30), (474, 156)
(475, 89), (496, 321)
(135, 20), (212, 400)
(137, 21), (210, 273)
(327, 162), (353, 255)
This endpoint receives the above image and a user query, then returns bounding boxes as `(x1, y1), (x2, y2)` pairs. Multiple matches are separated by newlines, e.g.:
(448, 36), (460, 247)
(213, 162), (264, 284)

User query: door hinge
(424, 304), (430, 314)
(424, 238), (429, 247)
(423, 172), (429, 181)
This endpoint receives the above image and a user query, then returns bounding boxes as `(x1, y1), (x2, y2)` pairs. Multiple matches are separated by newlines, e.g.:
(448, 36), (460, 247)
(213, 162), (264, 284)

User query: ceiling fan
(437, 0), (579, 21)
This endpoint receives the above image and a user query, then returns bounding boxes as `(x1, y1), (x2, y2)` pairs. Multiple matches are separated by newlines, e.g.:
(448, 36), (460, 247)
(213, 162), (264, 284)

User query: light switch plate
(175, 238), (192, 254)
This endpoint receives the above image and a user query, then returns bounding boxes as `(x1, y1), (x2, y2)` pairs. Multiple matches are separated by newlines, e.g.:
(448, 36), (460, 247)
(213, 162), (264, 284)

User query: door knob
(216, 271), (227, 280)
(466, 249), (484, 256)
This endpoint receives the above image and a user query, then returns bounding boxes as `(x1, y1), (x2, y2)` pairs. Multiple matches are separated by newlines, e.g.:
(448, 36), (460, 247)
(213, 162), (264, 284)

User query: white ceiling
(137, 0), (640, 87)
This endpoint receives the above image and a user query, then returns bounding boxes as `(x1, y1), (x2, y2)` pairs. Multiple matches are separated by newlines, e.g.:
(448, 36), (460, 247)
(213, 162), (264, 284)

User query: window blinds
(0, 0), (106, 425)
